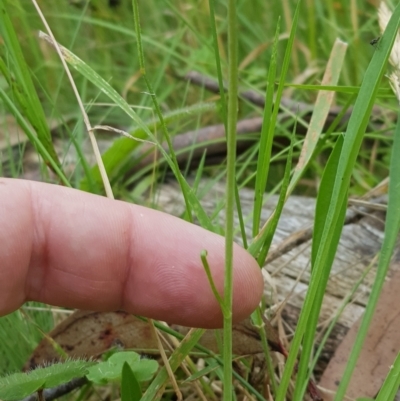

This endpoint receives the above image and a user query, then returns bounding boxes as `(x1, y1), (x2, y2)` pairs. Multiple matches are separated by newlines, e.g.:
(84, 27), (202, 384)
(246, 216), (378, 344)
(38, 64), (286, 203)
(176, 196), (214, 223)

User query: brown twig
(131, 70), (353, 174)
(133, 117), (263, 173)
(183, 70), (348, 120)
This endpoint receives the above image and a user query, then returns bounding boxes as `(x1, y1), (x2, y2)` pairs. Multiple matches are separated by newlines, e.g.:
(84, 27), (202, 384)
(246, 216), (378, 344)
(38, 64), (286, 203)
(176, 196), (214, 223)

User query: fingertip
(0, 178), (264, 329)
(121, 212), (264, 328)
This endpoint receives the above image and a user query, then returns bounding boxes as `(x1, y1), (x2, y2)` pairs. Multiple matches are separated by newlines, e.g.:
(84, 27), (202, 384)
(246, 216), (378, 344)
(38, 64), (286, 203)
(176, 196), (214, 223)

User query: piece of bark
(319, 265), (400, 400)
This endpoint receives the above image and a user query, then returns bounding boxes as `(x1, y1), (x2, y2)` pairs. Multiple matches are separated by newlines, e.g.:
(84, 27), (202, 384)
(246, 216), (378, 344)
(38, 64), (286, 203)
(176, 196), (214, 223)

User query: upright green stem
(223, 0), (238, 399)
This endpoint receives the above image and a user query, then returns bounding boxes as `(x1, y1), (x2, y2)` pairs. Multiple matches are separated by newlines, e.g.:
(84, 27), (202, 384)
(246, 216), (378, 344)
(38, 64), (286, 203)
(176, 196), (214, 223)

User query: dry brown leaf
(25, 310), (284, 370)
(319, 263), (400, 400)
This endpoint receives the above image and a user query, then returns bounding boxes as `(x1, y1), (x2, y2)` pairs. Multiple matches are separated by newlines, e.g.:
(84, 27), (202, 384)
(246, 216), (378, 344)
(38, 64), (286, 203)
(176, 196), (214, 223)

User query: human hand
(0, 178), (263, 328)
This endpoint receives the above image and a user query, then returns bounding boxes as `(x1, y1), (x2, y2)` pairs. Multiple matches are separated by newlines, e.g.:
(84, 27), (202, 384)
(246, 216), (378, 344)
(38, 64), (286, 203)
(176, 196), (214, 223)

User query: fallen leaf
(25, 311), (284, 370)
(319, 264), (400, 400)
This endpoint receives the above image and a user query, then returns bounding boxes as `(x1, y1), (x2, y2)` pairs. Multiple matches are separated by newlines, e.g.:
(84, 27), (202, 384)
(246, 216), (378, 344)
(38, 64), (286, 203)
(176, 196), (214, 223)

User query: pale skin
(0, 178), (263, 329)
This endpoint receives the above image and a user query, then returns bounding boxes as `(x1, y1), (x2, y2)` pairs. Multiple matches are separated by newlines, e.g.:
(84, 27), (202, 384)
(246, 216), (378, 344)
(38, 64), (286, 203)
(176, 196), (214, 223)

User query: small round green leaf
(86, 351), (158, 385)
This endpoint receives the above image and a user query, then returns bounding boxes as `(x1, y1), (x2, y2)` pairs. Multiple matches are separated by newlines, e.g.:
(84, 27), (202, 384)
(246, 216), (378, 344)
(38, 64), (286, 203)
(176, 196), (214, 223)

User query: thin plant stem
(208, 0), (247, 249)
(223, 0), (239, 399)
(200, 251), (226, 314)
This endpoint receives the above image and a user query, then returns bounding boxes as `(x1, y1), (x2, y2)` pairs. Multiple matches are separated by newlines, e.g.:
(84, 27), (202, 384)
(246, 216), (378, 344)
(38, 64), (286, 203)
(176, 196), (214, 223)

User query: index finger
(0, 178), (263, 328)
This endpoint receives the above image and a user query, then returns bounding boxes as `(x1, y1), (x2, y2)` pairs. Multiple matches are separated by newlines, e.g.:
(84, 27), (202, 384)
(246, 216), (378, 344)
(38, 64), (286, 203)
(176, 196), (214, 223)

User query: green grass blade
(311, 135), (347, 265)
(248, 0), (302, 258)
(252, 0), (301, 235)
(208, 0), (228, 125)
(251, 308), (278, 394)
(254, 122), (295, 265)
(294, 135), (348, 399)
(0, 86), (70, 186)
(375, 352), (400, 401)
(0, 305), (53, 375)
(0, 3), (62, 173)
(285, 83), (392, 96)
(276, 4), (400, 400)
(288, 38), (347, 193)
(252, 19), (280, 236)
(234, 182), (248, 249)
(333, 110), (400, 399)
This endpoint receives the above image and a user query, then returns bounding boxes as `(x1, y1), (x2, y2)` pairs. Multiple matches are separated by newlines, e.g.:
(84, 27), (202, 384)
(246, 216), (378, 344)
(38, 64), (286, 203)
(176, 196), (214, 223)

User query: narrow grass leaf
(0, 4), (61, 173)
(183, 363), (218, 383)
(311, 135), (347, 265)
(288, 38), (347, 193)
(247, 121), (297, 399)
(249, 0), (302, 259)
(251, 308), (278, 394)
(252, 20), (280, 236)
(201, 250), (226, 314)
(234, 182), (248, 249)
(208, 0), (228, 124)
(0, 87), (70, 186)
(334, 111), (400, 399)
(192, 150), (207, 192)
(286, 84), (392, 96)
(375, 351), (400, 401)
(276, 4), (400, 400)
(253, 121), (295, 264)
(294, 135), (348, 398)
